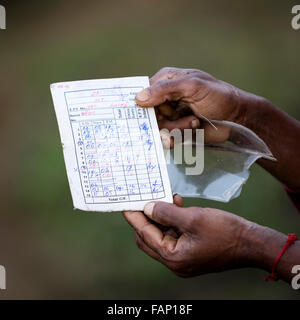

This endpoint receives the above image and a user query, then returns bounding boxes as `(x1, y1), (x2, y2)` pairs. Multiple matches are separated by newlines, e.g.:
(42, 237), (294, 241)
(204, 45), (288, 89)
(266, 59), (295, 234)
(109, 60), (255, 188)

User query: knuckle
(161, 246), (180, 262)
(187, 76), (203, 88)
(151, 80), (170, 96)
(157, 79), (174, 91)
(159, 242), (178, 261)
(185, 68), (201, 74)
(160, 246), (172, 260)
(161, 66), (176, 75)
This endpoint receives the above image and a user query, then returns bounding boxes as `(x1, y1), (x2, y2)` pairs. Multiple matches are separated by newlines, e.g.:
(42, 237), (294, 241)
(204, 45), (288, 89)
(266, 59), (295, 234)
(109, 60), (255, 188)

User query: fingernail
(144, 202), (155, 217)
(191, 118), (200, 129)
(136, 89), (150, 101)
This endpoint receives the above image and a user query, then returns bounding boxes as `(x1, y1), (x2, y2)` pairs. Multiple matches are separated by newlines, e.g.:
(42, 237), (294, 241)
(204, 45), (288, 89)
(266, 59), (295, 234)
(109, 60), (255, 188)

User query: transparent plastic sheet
(166, 120), (275, 202)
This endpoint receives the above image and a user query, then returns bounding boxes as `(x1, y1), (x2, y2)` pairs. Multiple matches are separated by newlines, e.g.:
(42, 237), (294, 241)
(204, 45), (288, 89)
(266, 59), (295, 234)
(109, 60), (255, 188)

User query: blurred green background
(0, 0), (300, 299)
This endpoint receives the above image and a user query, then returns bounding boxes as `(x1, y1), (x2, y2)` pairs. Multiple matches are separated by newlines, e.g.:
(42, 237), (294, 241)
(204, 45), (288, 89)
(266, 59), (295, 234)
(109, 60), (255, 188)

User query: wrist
(234, 88), (273, 130)
(237, 221), (287, 272)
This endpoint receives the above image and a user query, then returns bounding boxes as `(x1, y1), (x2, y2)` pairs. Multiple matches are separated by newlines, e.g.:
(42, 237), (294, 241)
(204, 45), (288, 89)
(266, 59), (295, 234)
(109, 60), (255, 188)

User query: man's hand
(123, 196), (258, 277)
(136, 67), (246, 143)
(123, 197), (300, 282)
(136, 67), (300, 188)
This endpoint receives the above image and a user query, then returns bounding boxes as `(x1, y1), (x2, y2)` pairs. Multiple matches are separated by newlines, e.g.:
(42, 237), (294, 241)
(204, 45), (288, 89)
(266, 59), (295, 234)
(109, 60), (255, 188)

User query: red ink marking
(81, 111), (96, 116)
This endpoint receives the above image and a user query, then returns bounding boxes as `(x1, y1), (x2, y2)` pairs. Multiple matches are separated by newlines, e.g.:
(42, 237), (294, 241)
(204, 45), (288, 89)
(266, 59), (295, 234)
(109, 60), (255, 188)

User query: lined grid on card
(64, 86), (166, 204)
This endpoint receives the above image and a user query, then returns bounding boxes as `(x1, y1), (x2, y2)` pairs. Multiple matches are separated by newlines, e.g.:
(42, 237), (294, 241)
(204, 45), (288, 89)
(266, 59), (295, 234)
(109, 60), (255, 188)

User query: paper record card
(50, 76), (173, 212)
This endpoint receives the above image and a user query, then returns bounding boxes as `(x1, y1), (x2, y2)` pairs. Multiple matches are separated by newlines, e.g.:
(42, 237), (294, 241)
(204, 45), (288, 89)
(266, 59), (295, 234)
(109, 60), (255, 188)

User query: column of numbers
(73, 103), (166, 203)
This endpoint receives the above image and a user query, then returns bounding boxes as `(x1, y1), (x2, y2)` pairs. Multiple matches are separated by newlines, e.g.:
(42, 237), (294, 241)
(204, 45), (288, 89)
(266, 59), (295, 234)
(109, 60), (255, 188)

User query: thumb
(135, 78), (187, 107)
(144, 201), (191, 232)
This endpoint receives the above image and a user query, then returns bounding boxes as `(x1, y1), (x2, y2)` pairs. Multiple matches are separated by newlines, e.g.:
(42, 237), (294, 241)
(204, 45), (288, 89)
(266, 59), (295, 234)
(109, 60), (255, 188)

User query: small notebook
(50, 76), (173, 212)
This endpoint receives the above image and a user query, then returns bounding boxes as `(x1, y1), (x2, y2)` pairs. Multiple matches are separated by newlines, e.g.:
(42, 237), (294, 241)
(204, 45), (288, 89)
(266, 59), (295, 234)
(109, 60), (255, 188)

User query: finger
(144, 202), (192, 233)
(158, 103), (192, 121)
(150, 67), (182, 85)
(123, 210), (177, 254)
(158, 104), (173, 118)
(158, 115), (200, 131)
(154, 104), (160, 119)
(150, 67), (203, 85)
(160, 129), (174, 149)
(136, 228), (185, 276)
(135, 231), (179, 267)
(160, 194), (183, 239)
(135, 78), (195, 107)
(203, 122), (231, 143)
(123, 195), (181, 230)
(171, 194), (184, 237)
(168, 104), (194, 120)
(151, 194), (183, 230)
(159, 117), (230, 143)
(157, 113), (165, 121)
(123, 210), (153, 231)
(173, 194), (183, 207)
(164, 228), (180, 239)
(134, 232), (163, 261)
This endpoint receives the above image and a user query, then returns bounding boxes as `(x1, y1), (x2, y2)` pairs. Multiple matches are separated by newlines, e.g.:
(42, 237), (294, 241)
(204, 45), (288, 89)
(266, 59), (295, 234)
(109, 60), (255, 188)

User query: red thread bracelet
(264, 233), (299, 282)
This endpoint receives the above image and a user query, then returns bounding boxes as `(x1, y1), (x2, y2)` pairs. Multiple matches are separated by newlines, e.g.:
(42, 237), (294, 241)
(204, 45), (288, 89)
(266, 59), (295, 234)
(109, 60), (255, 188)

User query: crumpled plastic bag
(165, 120), (275, 202)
